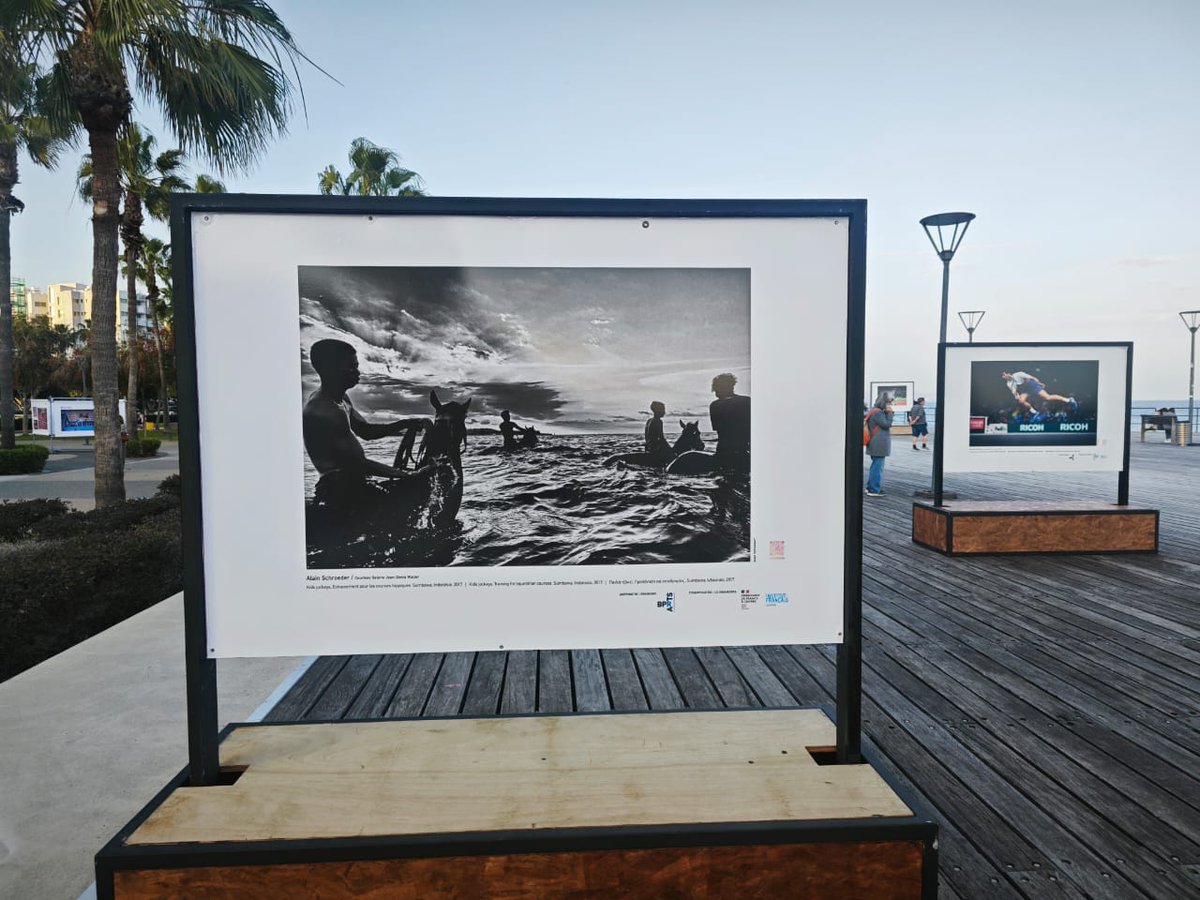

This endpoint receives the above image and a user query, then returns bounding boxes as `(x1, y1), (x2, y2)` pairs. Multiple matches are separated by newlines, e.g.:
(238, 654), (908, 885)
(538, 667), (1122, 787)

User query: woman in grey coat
(865, 398), (894, 496)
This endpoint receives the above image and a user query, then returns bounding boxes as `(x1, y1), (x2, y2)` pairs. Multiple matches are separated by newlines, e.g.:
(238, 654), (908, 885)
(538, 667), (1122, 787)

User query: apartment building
(10, 279), (150, 342)
(46, 282), (91, 331)
(8, 279), (49, 319)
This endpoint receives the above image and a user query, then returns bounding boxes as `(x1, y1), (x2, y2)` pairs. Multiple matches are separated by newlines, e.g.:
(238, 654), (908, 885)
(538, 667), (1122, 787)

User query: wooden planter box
(912, 501), (1158, 555)
(96, 709), (936, 899)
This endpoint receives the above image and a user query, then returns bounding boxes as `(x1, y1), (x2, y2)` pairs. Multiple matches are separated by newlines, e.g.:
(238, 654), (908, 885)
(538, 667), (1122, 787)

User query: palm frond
(317, 163), (344, 196)
(194, 173), (226, 193)
(76, 153), (94, 202)
(135, 22), (296, 172)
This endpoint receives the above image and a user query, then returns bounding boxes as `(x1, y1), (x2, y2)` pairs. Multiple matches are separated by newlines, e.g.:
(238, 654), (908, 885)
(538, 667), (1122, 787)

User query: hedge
(125, 437), (161, 457)
(28, 493), (180, 542)
(0, 498), (70, 542)
(0, 444), (51, 475)
(0, 504), (183, 682)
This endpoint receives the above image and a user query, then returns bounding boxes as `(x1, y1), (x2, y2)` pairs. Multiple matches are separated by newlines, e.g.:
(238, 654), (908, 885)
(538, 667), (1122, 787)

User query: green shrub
(0, 498), (70, 542)
(28, 494), (180, 542)
(125, 437), (160, 457)
(0, 507), (183, 681)
(0, 444), (50, 475)
(157, 474), (181, 496)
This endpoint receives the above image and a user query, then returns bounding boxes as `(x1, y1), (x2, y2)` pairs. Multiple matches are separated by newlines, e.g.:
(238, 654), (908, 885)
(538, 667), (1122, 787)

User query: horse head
(428, 390), (471, 471)
(674, 420), (704, 454)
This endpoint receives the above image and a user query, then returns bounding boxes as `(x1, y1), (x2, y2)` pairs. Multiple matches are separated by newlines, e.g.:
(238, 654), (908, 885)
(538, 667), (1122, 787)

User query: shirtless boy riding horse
(303, 339), (432, 504)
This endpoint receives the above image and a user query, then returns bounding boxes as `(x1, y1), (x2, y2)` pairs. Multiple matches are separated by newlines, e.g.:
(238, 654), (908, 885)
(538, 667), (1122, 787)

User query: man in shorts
(1002, 371), (1076, 416)
(909, 396), (929, 450)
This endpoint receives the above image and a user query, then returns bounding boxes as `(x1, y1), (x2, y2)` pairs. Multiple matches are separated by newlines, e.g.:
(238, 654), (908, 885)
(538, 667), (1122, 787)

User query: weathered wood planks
(264, 442), (1200, 899)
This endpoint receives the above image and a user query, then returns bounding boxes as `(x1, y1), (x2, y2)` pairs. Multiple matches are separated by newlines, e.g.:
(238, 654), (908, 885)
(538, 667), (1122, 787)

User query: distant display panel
(869, 381), (914, 415)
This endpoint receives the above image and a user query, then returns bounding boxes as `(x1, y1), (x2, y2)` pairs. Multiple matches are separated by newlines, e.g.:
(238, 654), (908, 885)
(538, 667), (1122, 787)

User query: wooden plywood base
(913, 501), (1158, 555)
(96, 710), (936, 899)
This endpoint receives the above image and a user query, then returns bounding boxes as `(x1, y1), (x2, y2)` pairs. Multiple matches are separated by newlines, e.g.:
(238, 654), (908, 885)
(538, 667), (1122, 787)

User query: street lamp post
(920, 212), (975, 506)
(957, 310), (986, 343)
(1182, 310), (1200, 446)
(921, 212), (976, 345)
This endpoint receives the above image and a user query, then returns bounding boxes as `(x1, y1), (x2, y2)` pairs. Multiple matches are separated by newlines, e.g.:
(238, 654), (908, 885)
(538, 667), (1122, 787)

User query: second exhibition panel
(941, 342), (1130, 474)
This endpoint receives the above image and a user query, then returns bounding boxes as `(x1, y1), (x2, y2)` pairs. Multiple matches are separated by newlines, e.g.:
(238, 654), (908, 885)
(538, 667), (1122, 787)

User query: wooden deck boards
(265, 442), (1200, 899)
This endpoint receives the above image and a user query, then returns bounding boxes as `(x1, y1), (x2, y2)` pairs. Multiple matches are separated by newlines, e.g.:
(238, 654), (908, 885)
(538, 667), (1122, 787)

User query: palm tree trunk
(146, 273), (169, 434)
(88, 124), (126, 506)
(69, 35), (132, 507)
(122, 195), (144, 439)
(0, 142), (17, 450)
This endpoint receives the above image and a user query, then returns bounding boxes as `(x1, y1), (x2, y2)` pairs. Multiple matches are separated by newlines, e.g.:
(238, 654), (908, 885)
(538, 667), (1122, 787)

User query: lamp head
(920, 211), (975, 262)
(957, 310), (986, 332)
(1181, 310), (1200, 332)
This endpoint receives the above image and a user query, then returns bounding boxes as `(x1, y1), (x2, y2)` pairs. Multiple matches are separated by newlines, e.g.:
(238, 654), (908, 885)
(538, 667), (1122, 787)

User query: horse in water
(394, 390), (470, 525)
(604, 420), (704, 470)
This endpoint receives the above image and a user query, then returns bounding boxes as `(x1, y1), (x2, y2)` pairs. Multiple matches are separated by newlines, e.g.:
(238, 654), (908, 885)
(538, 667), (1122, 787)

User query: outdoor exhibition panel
(914, 341), (1155, 556)
(30, 397), (127, 438)
(940, 342), (1130, 474)
(96, 196), (937, 899)
(868, 380), (915, 416)
(870, 379), (917, 434)
(188, 203), (852, 658)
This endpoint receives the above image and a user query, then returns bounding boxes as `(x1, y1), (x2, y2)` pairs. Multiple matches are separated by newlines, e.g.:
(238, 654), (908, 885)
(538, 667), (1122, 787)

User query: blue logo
(657, 592), (675, 612)
(765, 593), (789, 605)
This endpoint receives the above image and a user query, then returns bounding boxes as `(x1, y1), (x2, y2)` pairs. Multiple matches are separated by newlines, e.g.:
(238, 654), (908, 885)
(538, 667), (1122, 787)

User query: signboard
(941, 343), (1130, 473)
(868, 381), (915, 416)
(32, 400), (50, 435)
(27, 398), (127, 438)
(60, 407), (95, 432)
(181, 198), (861, 659)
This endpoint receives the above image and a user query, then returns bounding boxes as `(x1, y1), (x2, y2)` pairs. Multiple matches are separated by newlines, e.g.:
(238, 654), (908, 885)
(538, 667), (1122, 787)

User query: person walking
(909, 396), (929, 450)
(865, 397), (894, 497)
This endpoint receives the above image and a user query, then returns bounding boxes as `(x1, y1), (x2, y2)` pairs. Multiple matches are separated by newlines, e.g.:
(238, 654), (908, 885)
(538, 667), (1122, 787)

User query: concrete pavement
(0, 440), (179, 511)
(0, 595), (307, 899)
(0, 442), (309, 897)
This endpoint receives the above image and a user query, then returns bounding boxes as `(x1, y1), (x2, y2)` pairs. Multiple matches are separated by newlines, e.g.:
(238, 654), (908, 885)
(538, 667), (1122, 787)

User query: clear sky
(10, 0), (1198, 399)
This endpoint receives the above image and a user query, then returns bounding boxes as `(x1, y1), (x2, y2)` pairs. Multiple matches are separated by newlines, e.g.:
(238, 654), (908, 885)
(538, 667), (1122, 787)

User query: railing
(894, 405), (1198, 440)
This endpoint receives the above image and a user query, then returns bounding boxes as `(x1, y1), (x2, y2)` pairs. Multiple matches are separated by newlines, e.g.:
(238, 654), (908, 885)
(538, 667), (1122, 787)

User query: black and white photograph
(968, 360), (1099, 447)
(300, 266), (752, 569)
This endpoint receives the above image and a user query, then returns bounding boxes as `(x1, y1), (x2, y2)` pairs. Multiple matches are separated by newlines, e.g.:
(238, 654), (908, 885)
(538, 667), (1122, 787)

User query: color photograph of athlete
(1001, 370), (1077, 416)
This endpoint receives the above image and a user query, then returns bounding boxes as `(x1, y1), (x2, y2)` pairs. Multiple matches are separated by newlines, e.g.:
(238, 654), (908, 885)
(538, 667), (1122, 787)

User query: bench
(1140, 413), (1181, 442)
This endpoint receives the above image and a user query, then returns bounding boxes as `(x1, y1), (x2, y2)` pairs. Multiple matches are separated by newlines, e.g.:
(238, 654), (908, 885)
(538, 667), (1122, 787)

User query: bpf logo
(657, 592), (675, 613)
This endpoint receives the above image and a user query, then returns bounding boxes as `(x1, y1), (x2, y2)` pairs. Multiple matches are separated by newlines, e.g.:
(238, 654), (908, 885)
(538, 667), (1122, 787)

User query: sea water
(303, 432), (750, 568)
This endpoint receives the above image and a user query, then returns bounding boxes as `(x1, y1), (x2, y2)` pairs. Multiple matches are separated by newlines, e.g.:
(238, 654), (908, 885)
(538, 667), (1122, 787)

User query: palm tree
(70, 319), (90, 395)
(194, 173), (227, 194)
(79, 123), (189, 440)
(136, 237), (171, 432)
(0, 27), (73, 449)
(318, 137), (425, 197)
(6, 1), (311, 506)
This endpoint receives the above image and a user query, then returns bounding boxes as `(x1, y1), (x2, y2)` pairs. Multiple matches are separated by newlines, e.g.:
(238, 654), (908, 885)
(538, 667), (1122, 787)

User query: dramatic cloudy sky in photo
(10, 2), (1198, 400)
(299, 267), (750, 432)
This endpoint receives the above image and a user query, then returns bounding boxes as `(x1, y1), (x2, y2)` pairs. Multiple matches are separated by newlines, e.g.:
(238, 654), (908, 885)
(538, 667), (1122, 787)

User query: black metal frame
(94, 713), (937, 900)
(168, 194), (868, 781)
(932, 341), (1134, 508)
